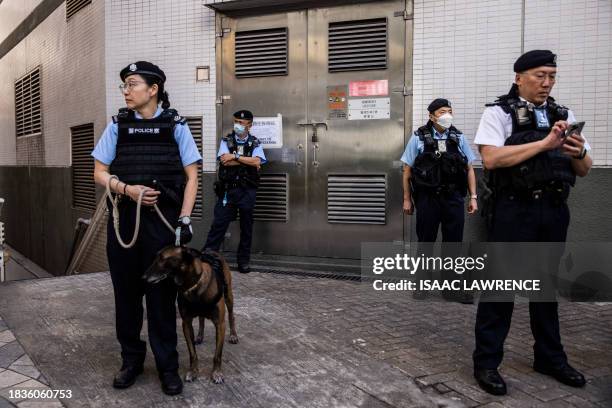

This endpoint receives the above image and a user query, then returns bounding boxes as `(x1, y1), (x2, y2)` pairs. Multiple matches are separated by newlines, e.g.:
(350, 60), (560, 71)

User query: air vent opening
(328, 174), (386, 224)
(66, 0), (92, 20)
(71, 123), (96, 211)
(185, 117), (204, 219)
(328, 18), (388, 72)
(235, 28), (288, 78)
(254, 174), (288, 222)
(15, 67), (42, 138)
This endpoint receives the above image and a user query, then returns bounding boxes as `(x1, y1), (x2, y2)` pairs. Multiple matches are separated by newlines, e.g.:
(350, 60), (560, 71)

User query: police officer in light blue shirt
(91, 61), (201, 396)
(401, 98), (478, 242)
(401, 99), (478, 303)
(203, 110), (266, 274)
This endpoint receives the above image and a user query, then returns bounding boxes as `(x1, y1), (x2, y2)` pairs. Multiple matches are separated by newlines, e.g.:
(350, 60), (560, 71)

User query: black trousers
(414, 190), (465, 242)
(204, 186), (256, 265)
(473, 193), (570, 369)
(107, 200), (179, 374)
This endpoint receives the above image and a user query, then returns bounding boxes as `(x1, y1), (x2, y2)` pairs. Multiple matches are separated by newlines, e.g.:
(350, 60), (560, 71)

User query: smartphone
(563, 121), (585, 139)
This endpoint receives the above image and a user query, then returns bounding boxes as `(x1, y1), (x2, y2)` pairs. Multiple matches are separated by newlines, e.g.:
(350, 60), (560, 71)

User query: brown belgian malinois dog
(144, 246), (238, 384)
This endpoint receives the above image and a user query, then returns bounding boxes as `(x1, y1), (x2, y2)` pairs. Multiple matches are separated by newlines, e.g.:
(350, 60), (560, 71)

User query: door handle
(296, 143), (303, 167)
(296, 121), (328, 167)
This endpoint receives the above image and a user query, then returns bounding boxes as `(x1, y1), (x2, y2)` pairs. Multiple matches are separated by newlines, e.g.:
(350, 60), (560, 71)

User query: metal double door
(218, 0), (409, 259)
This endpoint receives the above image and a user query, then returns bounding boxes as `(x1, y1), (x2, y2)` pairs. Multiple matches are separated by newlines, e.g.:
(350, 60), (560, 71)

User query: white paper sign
(250, 114), (283, 148)
(348, 98), (390, 120)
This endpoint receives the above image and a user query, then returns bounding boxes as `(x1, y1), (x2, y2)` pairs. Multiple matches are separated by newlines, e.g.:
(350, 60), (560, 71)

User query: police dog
(144, 246), (238, 384)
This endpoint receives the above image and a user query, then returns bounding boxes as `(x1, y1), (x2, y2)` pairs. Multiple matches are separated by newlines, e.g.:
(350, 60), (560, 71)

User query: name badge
(237, 145), (245, 155)
(534, 108), (550, 130)
(437, 140), (447, 153)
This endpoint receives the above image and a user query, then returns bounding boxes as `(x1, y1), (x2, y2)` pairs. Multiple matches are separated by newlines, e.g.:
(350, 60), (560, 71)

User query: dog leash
(106, 175), (175, 249)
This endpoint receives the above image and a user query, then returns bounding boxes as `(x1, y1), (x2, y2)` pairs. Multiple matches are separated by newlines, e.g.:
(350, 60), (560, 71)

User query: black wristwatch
(577, 148), (587, 160)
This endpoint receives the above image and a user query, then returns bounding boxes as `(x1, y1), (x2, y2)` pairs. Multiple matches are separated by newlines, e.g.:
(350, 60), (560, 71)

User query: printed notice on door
(349, 80), (389, 97)
(251, 114), (283, 148)
(327, 85), (348, 120)
(348, 98), (391, 120)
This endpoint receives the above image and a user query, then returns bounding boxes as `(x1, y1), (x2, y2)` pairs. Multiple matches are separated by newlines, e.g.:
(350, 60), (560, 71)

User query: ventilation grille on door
(185, 117), (203, 219)
(235, 28), (288, 78)
(328, 18), (387, 72)
(15, 67), (42, 137)
(66, 0), (91, 20)
(254, 174), (288, 222)
(71, 123), (96, 211)
(328, 175), (386, 224)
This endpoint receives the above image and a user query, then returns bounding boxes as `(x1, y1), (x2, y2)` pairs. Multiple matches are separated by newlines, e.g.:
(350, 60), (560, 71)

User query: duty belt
(500, 183), (569, 201)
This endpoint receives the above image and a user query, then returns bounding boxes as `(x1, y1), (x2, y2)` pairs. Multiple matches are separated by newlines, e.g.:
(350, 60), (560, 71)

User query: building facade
(0, 0), (610, 273)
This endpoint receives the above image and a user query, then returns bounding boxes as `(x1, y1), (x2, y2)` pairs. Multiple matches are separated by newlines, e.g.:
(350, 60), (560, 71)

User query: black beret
(514, 50), (557, 73)
(427, 98), (451, 113)
(120, 61), (166, 82)
(233, 110), (254, 121)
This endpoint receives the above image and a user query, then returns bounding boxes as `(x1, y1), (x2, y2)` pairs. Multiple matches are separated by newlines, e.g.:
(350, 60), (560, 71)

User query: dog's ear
(181, 248), (194, 266)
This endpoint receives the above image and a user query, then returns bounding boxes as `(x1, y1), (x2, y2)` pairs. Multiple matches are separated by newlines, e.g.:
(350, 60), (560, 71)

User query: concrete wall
(104, 0), (218, 172)
(0, 0), (106, 166)
(0, 167), (73, 275)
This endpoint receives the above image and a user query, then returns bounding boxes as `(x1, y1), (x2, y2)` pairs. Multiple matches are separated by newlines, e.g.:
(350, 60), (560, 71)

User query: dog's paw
(185, 370), (198, 382)
(228, 334), (239, 344)
(194, 336), (203, 345)
(211, 371), (224, 384)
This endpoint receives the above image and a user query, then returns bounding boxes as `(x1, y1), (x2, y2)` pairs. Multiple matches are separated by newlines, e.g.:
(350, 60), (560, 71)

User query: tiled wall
(105, 0), (219, 172)
(0, 0), (106, 166)
(0, 0), (42, 43)
(413, 0), (612, 166)
(524, 0), (612, 166)
(412, 0), (523, 155)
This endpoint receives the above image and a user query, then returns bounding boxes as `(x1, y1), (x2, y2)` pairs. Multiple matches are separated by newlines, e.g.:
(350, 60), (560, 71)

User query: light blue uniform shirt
(400, 127), (476, 167)
(91, 107), (202, 167)
(217, 132), (267, 164)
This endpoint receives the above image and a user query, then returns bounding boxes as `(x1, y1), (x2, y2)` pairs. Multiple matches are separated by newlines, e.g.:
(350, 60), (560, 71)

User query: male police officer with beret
(473, 50), (592, 395)
(203, 110), (266, 273)
(401, 99), (478, 301)
(93, 61), (201, 395)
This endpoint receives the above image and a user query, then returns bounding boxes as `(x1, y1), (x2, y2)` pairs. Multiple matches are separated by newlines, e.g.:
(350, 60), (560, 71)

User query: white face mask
(435, 113), (453, 129)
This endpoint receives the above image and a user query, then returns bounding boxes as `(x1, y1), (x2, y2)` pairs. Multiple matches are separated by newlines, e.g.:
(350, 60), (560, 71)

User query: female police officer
(92, 61), (201, 395)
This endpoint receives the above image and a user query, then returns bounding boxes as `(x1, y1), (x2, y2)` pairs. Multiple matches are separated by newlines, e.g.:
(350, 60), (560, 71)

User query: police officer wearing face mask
(401, 99), (478, 300)
(472, 50), (592, 396)
(203, 110), (267, 273)
(92, 61), (202, 395)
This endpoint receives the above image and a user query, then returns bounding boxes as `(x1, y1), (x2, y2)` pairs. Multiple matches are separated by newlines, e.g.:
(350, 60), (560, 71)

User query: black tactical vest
(109, 108), (186, 203)
(411, 124), (468, 196)
(218, 133), (261, 189)
(487, 91), (576, 193)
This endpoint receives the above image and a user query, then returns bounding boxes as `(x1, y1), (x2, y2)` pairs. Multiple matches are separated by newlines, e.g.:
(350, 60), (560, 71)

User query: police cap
(233, 110), (254, 121)
(513, 50), (557, 73)
(427, 98), (451, 113)
(120, 61), (166, 82)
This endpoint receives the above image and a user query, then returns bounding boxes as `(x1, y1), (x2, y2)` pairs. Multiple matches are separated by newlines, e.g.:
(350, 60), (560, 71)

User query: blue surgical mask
(234, 123), (246, 135)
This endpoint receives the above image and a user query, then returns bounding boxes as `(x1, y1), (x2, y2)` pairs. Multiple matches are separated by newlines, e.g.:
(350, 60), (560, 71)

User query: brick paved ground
(0, 271), (611, 407)
(0, 316), (63, 407)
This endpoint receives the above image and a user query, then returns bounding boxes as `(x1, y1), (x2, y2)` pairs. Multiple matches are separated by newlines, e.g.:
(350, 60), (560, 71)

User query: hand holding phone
(563, 121), (585, 139)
